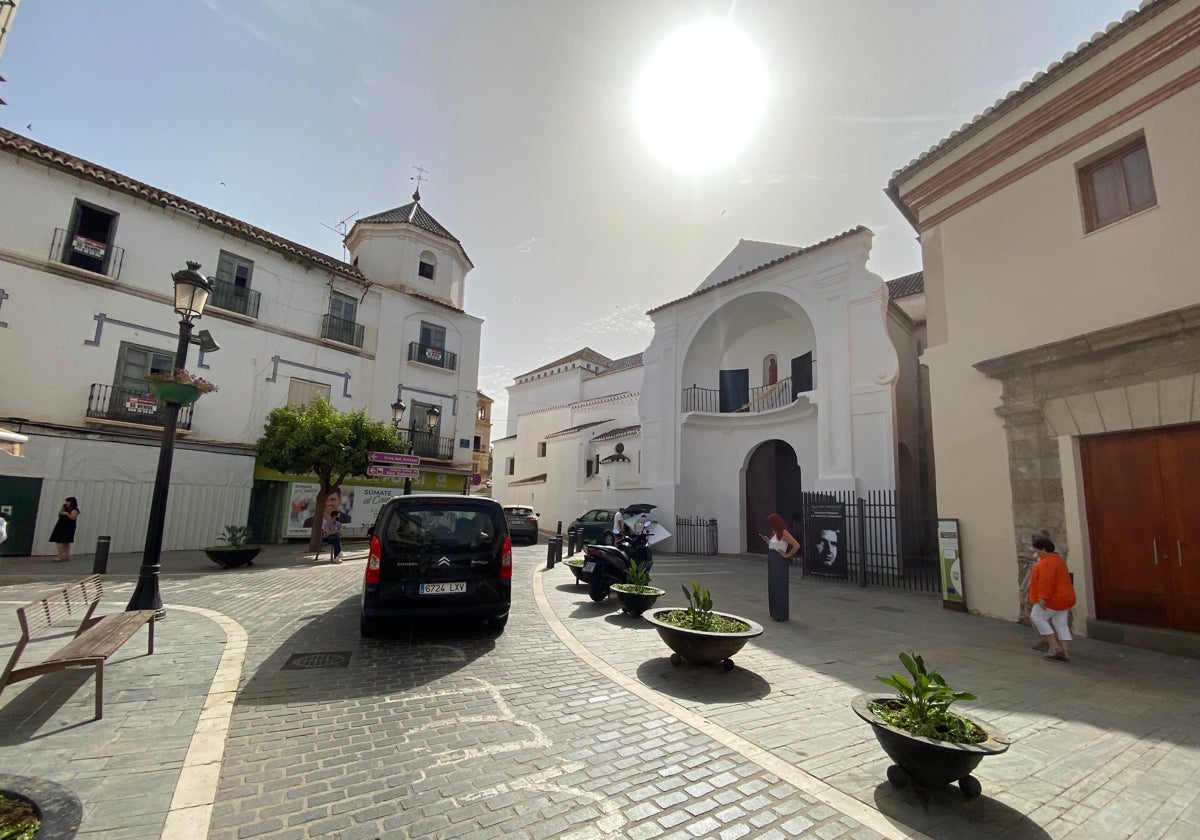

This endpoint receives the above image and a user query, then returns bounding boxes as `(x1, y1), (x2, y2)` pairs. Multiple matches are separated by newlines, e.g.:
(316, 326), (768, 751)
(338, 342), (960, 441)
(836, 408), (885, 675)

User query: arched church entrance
(745, 440), (803, 552)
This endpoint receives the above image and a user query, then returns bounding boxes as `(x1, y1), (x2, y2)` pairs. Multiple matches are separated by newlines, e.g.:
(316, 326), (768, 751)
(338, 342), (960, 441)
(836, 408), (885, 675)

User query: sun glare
(634, 19), (768, 174)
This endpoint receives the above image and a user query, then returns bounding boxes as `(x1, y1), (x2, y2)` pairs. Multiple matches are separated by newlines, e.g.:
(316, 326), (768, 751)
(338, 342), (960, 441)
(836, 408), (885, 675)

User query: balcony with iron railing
(408, 342), (458, 371)
(208, 278), (261, 318)
(51, 228), (124, 280)
(682, 376), (811, 414)
(397, 427), (455, 460)
(86, 383), (194, 430)
(321, 314), (365, 348)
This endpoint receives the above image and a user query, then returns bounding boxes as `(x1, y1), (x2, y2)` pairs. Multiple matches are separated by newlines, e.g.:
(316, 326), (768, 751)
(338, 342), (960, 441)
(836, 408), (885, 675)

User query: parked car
(361, 495), (511, 636)
(502, 505), (540, 544)
(570, 503), (659, 545)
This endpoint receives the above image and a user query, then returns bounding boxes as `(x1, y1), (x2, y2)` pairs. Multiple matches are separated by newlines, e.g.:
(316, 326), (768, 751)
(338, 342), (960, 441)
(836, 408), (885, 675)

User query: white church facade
(493, 227), (929, 557)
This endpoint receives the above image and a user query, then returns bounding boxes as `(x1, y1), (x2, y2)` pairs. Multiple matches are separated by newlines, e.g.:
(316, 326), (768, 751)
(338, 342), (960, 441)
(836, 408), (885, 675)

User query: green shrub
(870, 652), (986, 744)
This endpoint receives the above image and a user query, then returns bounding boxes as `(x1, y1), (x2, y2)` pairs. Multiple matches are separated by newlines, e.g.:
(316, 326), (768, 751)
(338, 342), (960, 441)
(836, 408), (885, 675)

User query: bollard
(556, 520), (562, 536)
(93, 535), (111, 575)
(546, 538), (557, 569)
(566, 529), (575, 556)
(553, 536), (562, 566)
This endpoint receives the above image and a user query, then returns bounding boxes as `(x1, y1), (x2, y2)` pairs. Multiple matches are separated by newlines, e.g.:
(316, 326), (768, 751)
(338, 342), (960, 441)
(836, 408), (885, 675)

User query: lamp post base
(126, 563), (166, 620)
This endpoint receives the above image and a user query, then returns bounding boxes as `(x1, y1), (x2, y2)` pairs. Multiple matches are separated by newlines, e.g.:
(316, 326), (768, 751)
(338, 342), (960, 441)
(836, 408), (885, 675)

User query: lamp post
(391, 398), (411, 495)
(126, 262), (214, 617)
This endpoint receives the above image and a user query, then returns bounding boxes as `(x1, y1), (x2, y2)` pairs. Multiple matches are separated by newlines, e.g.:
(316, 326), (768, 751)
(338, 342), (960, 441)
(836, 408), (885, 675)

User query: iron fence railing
(682, 376), (799, 414)
(51, 228), (124, 279)
(209, 278), (262, 318)
(408, 342), (458, 371)
(674, 516), (719, 555)
(86, 383), (194, 430)
(397, 428), (454, 460)
(799, 490), (940, 593)
(321, 314), (365, 348)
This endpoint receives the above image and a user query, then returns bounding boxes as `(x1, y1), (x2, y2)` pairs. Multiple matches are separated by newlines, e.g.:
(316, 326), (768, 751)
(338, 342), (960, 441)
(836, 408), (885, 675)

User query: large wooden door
(1160, 425), (1200, 632)
(1082, 424), (1200, 632)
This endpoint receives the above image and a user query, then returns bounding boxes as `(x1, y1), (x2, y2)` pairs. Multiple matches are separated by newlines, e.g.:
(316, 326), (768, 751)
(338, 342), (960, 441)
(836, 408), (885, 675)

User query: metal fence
(799, 490), (940, 593)
(674, 516), (718, 555)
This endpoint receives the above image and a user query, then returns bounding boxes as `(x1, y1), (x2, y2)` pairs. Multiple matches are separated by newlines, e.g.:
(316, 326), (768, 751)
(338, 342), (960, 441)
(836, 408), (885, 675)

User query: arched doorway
(745, 440), (802, 552)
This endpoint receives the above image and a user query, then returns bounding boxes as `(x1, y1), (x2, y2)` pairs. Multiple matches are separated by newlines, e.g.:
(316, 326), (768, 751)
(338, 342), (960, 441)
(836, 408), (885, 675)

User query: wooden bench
(0, 576), (155, 720)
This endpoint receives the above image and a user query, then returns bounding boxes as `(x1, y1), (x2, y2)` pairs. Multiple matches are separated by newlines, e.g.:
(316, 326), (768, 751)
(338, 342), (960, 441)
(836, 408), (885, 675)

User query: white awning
(0, 427), (28, 457)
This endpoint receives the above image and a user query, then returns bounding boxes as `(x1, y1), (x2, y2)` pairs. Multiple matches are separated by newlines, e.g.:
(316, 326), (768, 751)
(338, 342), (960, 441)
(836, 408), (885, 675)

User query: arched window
(418, 250), (437, 281)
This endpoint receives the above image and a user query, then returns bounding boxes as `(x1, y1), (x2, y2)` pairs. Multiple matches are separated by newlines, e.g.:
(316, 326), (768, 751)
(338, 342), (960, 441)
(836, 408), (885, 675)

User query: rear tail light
(500, 535), (512, 579)
(365, 534), (382, 584)
(525, 515), (538, 523)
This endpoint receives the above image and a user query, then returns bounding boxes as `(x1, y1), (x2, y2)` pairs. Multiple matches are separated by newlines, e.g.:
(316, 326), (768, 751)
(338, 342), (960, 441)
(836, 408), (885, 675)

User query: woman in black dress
(49, 497), (80, 562)
(759, 512), (800, 621)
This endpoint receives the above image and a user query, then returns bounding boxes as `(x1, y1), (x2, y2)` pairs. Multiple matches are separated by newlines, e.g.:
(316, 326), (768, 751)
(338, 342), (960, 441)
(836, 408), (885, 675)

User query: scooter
(584, 530), (654, 602)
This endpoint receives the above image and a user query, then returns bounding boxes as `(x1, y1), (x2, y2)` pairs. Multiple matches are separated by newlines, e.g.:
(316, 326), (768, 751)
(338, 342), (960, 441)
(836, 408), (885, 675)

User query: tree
(257, 398), (408, 551)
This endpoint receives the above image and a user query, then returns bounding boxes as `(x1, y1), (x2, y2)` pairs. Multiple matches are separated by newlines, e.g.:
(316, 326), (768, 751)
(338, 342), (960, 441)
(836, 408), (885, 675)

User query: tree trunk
(308, 482), (331, 553)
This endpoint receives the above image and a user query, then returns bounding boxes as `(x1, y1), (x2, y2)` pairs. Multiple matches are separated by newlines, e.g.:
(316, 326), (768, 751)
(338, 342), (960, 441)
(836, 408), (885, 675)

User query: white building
(494, 229), (929, 555)
(886, 0), (1200, 653)
(0, 129), (483, 556)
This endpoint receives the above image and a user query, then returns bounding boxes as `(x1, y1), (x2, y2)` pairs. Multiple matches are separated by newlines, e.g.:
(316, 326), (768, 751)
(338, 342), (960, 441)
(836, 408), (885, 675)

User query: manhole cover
(282, 651), (352, 670)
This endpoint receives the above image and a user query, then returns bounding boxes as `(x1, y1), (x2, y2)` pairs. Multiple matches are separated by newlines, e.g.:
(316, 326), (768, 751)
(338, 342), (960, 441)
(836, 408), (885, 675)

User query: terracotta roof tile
(887, 271), (924, 299)
(545, 419), (614, 439)
(0, 128), (367, 282)
(515, 347), (613, 380)
(510, 473), (547, 486)
(592, 425), (640, 442)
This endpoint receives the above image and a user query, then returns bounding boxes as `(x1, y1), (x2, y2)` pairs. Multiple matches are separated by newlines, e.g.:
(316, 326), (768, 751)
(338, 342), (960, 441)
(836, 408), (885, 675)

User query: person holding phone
(49, 496), (80, 563)
(760, 513), (800, 621)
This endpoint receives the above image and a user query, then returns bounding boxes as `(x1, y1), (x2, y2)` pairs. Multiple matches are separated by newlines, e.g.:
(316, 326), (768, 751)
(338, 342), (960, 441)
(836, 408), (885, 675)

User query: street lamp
(426, 405), (440, 431)
(126, 261), (215, 618)
(390, 398), (406, 429)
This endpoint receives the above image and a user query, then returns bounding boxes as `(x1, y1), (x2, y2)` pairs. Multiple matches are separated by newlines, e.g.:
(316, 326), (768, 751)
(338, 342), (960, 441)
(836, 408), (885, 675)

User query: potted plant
(564, 557), (590, 586)
(610, 558), (665, 617)
(644, 582), (764, 671)
(144, 368), (219, 406)
(852, 652), (1010, 798)
(203, 524), (262, 569)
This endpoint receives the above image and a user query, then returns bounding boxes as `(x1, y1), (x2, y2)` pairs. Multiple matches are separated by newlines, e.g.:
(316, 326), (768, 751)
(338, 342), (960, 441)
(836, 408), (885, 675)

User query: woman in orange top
(1029, 535), (1076, 662)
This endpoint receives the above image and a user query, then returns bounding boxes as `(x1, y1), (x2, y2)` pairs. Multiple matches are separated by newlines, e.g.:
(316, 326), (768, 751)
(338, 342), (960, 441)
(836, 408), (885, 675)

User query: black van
(360, 495), (512, 636)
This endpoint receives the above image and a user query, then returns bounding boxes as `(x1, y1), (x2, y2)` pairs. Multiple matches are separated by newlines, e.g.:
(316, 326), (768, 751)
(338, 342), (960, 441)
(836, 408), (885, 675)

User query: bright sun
(634, 19), (768, 174)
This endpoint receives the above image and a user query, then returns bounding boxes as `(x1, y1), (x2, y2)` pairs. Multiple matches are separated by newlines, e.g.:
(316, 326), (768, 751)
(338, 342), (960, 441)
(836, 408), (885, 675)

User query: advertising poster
(807, 501), (848, 579)
(286, 483), (355, 538)
(938, 517), (966, 611)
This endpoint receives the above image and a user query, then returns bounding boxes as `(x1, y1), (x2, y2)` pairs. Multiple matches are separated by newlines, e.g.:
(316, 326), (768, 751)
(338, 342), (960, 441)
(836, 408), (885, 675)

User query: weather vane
(411, 164), (429, 201)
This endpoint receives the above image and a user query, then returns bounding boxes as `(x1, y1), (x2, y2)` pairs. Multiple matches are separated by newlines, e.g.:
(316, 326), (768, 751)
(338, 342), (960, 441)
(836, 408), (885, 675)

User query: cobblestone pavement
(3, 543), (1200, 839)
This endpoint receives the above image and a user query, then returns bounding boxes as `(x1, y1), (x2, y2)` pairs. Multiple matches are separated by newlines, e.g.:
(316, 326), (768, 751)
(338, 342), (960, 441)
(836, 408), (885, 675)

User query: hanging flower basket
(147, 381), (203, 405)
(144, 368), (218, 405)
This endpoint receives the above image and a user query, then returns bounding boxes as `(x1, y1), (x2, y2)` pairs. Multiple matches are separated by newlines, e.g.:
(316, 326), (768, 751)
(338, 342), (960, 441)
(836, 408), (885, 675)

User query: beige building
(887, 0), (1200, 653)
(473, 391), (493, 493)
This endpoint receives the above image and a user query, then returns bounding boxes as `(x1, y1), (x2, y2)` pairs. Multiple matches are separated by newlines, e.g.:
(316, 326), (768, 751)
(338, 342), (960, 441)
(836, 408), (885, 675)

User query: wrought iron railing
(209, 278), (261, 318)
(86, 383), (194, 430)
(51, 228), (124, 279)
(321, 314), (365, 348)
(681, 376), (798, 414)
(397, 428), (454, 460)
(408, 342), (458, 371)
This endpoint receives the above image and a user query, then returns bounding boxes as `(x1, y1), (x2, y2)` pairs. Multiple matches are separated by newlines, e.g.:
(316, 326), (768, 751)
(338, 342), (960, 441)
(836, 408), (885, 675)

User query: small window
(418, 250), (437, 280)
(215, 251), (254, 288)
(1078, 135), (1157, 232)
(506, 457), (515, 476)
(329, 291), (357, 322)
(287, 378), (330, 407)
(585, 458), (593, 478)
(537, 442), (546, 458)
(473, 435), (482, 451)
(420, 321), (446, 350)
(63, 200), (118, 274)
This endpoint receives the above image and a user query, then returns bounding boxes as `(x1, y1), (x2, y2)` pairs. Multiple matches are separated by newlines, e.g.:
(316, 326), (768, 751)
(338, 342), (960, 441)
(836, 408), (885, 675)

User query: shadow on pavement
(232, 594), (496, 707)
(0, 670), (95, 745)
(871, 782), (1051, 839)
(635, 656), (771, 703)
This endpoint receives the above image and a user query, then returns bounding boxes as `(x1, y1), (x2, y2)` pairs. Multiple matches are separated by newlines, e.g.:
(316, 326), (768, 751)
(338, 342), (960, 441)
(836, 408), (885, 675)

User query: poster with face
(807, 501), (847, 579)
(287, 483), (355, 538)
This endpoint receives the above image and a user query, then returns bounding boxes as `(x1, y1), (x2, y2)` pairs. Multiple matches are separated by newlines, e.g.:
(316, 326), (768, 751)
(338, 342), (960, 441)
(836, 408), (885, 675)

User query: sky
(0, 0), (1143, 436)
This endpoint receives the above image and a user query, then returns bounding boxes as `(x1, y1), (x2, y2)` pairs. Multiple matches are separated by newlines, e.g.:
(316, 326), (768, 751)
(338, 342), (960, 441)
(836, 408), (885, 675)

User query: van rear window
(384, 506), (500, 551)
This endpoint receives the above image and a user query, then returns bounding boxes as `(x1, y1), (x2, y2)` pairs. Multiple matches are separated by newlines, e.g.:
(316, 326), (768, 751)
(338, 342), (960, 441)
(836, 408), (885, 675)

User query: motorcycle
(584, 529), (655, 602)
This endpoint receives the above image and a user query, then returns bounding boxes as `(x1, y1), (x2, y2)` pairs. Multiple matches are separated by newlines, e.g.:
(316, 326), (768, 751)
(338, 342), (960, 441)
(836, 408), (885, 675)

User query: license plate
(582, 562), (596, 572)
(420, 582), (466, 595)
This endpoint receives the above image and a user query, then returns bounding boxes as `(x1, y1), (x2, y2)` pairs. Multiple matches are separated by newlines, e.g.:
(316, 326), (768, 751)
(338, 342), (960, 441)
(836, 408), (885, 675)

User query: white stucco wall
(894, 1), (1200, 622)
